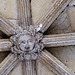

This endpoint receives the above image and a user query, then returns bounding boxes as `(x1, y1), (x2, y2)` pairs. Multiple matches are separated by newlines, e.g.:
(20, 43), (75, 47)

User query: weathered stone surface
(0, 0), (75, 75)
(45, 8), (72, 34)
(9, 62), (22, 75)
(46, 4), (75, 73)
(36, 60), (60, 75)
(69, 0), (75, 6)
(31, 0), (54, 24)
(0, 0), (17, 19)
(68, 7), (75, 32)
(10, 25), (43, 60)
(48, 46), (75, 72)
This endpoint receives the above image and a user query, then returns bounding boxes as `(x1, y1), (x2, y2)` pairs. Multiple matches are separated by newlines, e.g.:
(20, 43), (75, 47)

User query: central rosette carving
(10, 25), (43, 60)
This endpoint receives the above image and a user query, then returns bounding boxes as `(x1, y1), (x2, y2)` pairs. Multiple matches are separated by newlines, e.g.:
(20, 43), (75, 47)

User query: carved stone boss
(10, 25), (44, 60)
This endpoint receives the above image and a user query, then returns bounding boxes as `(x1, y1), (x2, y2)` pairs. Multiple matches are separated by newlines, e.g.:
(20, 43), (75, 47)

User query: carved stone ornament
(10, 25), (44, 60)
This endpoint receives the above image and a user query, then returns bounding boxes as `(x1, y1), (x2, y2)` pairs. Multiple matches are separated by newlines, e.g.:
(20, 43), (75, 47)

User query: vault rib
(0, 53), (20, 75)
(0, 39), (12, 52)
(39, 50), (75, 75)
(22, 60), (37, 75)
(17, 0), (32, 28)
(0, 14), (20, 36)
(42, 33), (75, 47)
(35, 0), (72, 33)
(0, 0), (74, 75)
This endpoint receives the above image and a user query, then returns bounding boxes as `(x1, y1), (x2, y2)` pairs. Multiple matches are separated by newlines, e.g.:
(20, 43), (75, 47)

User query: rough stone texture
(0, 0), (17, 63)
(36, 60), (60, 75)
(9, 62), (22, 75)
(32, 0), (75, 74)
(31, 0), (54, 24)
(45, 8), (72, 35)
(69, 0), (75, 6)
(10, 25), (43, 60)
(46, 0), (75, 73)
(0, 0), (17, 19)
(47, 46), (75, 72)
(0, 0), (75, 75)
(67, 7), (75, 32)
